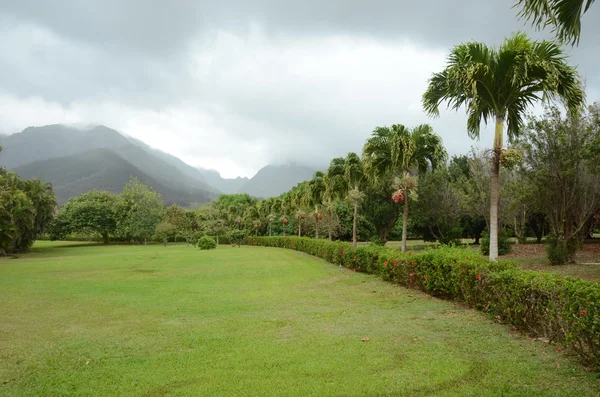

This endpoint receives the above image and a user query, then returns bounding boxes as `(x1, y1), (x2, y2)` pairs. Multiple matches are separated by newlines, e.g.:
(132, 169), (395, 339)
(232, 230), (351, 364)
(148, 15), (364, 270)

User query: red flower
(384, 261), (388, 267)
(392, 259), (397, 265)
(557, 347), (563, 353)
(476, 274), (482, 281)
(580, 310), (587, 316)
(425, 275), (429, 281)
(409, 272), (415, 277)
(411, 261), (415, 265)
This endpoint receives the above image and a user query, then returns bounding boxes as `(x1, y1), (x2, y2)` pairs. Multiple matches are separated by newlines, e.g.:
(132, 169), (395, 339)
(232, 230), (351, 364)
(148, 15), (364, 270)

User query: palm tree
(324, 157), (348, 241)
(267, 213), (276, 236)
(422, 32), (584, 260)
(295, 209), (306, 236)
(363, 124), (446, 252)
(307, 171), (326, 238)
(515, 0), (595, 45)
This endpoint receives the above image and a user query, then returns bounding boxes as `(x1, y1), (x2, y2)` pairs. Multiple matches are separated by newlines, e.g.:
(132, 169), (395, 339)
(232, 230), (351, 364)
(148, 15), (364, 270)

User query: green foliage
(368, 236), (386, 246)
(197, 235), (217, 250)
(546, 235), (578, 266)
(227, 229), (247, 247)
(49, 190), (118, 244)
(0, 169), (57, 254)
(515, 0), (595, 45)
(480, 230), (513, 256)
(115, 177), (164, 243)
(247, 236), (600, 369)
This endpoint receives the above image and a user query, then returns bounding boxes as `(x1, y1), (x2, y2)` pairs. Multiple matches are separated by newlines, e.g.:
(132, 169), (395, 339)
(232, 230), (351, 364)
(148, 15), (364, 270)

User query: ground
(1, 241), (599, 396)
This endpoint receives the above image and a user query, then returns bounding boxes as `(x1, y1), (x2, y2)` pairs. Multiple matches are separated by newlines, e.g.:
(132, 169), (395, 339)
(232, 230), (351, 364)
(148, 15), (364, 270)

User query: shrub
(227, 230), (247, 247)
(198, 235), (217, 250)
(369, 236), (386, 247)
(480, 230), (512, 256)
(546, 235), (577, 265)
(246, 235), (600, 370)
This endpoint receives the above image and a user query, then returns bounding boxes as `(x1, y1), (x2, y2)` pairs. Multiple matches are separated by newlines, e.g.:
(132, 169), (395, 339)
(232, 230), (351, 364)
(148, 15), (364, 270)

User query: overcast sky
(1, 1), (598, 178)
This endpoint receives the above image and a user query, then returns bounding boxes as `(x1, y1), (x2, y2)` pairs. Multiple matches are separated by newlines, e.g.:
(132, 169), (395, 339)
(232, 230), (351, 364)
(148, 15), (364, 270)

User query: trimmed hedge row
(246, 236), (600, 369)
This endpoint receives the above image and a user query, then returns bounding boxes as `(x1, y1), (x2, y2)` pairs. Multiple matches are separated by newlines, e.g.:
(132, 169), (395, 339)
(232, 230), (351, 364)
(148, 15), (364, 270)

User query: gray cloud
(0, 1), (598, 177)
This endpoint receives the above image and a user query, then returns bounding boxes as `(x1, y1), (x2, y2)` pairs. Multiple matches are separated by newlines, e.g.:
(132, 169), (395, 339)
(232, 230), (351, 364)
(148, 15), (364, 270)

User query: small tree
(228, 229), (247, 248)
(155, 221), (176, 246)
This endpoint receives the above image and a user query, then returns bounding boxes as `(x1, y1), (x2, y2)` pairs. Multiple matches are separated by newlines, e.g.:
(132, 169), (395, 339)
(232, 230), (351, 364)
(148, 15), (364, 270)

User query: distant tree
(115, 178), (164, 244)
(423, 32), (584, 260)
(413, 169), (463, 245)
(307, 171), (326, 238)
(155, 221), (176, 246)
(295, 209), (306, 237)
(515, 0), (595, 45)
(363, 124), (446, 252)
(50, 190), (117, 244)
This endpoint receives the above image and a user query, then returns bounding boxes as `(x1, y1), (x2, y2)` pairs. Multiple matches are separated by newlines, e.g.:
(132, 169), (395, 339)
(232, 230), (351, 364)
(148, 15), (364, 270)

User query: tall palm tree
(422, 32), (584, 260)
(307, 171), (326, 238)
(515, 0), (595, 45)
(363, 124), (446, 252)
(324, 157), (347, 241)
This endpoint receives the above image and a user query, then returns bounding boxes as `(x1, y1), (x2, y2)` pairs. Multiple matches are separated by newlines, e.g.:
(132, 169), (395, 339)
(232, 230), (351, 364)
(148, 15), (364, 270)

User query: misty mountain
(198, 168), (248, 194)
(237, 164), (319, 198)
(13, 148), (216, 206)
(0, 124), (216, 194)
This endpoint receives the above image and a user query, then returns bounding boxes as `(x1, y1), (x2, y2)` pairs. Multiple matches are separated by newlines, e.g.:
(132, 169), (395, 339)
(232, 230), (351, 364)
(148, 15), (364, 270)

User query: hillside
(237, 164), (318, 198)
(13, 148), (217, 206)
(199, 168), (248, 194)
(0, 124), (216, 194)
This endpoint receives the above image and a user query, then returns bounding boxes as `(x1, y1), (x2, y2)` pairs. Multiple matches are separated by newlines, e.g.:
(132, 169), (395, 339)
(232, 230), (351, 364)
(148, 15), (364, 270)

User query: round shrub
(198, 235), (217, 250)
(545, 235), (577, 265)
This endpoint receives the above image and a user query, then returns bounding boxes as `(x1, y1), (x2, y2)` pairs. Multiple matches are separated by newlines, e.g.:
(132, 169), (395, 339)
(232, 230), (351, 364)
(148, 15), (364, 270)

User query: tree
(515, 0), (596, 45)
(413, 169), (464, 245)
(423, 32), (584, 260)
(0, 169), (56, 254)
(522, 105), (600, 264)
(155, 221), (176, 246)
(363, 124), (446, 252)
(115, 177), (164, 244)
(307, 171), (326, 238)
(295, 209), (306, 237)
(50, 191), (118, 244)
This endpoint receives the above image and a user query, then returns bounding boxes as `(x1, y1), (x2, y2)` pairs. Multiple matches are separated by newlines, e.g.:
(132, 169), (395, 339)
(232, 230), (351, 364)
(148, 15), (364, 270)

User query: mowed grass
(1, 242), (599, 396)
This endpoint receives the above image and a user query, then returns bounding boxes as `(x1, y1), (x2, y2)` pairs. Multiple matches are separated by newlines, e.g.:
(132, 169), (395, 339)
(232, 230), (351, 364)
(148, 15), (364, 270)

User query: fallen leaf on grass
(3, 380), (9, 384)
(361, 337), (371, 342)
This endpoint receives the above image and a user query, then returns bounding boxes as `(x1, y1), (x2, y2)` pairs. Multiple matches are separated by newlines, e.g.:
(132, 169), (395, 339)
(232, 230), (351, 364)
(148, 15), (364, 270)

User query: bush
(227, 230), (247, 247)
(246, 235), (600, 370)
(546, 235), (577, 265)
(369, 236), (386, 247)
(198, 235), (217, 250)
(480, 230), (512, 256)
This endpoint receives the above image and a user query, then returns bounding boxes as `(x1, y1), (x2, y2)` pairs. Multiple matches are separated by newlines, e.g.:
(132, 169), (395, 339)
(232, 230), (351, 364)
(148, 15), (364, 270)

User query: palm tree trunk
(352, 199), (358, 247)
(298, 220), (301, 237)
(489, 116), (504, 261)
(401, 193), (409, 252)
(328, 208), (333, 241)
(269, 222), (272, 236)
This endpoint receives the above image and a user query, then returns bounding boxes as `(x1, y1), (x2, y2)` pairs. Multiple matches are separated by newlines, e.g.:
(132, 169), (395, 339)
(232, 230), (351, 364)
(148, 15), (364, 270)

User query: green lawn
(1, 242), (599, 396)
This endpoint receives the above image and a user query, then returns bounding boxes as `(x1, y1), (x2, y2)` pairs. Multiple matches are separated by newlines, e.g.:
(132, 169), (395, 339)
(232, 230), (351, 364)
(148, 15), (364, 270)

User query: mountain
(0, 124), (219, 204)
(237, 164), (319, 198)
(13, 148), (216, 206)
(198, 168), (248, 194)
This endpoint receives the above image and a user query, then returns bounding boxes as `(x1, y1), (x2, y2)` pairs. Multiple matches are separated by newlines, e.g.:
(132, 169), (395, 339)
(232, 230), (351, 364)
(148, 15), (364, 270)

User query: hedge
(246, 236), (600, 370)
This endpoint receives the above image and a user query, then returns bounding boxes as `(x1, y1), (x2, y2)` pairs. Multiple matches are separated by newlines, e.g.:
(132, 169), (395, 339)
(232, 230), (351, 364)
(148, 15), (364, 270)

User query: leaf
(361, 337), (371, 342)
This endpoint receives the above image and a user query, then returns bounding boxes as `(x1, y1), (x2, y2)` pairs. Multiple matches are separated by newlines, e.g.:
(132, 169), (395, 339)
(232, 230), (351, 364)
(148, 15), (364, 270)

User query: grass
(1, 242), (599, 396)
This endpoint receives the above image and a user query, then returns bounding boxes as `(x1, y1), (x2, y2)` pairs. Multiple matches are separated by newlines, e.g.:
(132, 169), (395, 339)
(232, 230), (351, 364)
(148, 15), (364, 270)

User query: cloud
(0, 1), (598, 178)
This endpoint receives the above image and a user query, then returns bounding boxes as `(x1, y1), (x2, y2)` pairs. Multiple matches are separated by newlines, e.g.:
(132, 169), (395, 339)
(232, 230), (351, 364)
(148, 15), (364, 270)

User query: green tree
(515, 0), (595, 45)
(116, 178), (164, 244)
(363, 124), (446, 252)
(307, 171), (326, 238)
(0, 170), (56, 253)
(50, 191), (118, 244)
(522, 105), (600, 264)
(423, 32), (584, 260)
